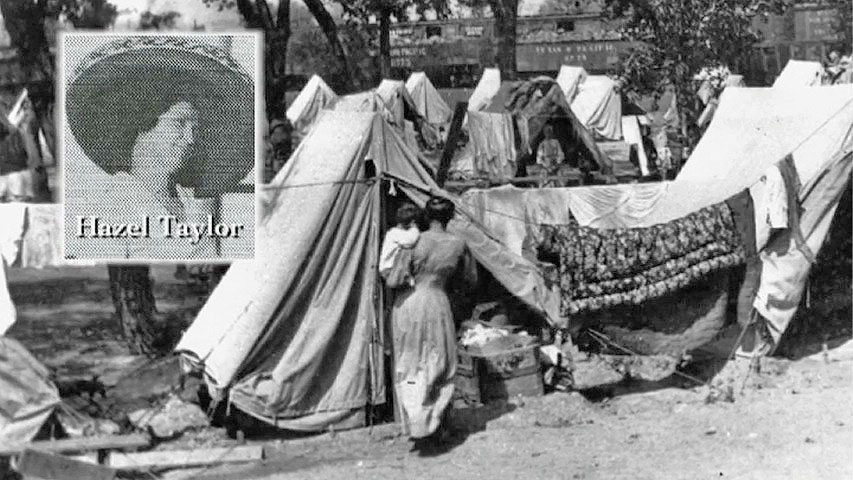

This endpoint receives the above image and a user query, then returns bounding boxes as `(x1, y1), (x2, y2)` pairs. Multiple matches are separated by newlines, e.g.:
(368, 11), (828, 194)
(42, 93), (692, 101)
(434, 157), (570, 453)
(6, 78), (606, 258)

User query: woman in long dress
(385, 196), (477, 445)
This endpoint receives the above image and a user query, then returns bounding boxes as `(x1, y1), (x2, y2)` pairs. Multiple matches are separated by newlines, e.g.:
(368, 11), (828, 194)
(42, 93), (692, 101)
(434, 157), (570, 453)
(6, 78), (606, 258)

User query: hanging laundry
(467, 110), (517, 181)
(534, 201), (746, 315)
(19, 204), (62, 268)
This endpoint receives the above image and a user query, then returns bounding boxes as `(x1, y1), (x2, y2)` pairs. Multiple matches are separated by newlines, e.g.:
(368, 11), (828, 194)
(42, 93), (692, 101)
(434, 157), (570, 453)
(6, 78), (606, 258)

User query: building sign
(390, 41), (486, 69)
(390, 46), (427, 68)
(464, 25), (485, 37)
(794, 7), (840, 42)
(390, 27), (414, 41)
(516, 40), (631, 72)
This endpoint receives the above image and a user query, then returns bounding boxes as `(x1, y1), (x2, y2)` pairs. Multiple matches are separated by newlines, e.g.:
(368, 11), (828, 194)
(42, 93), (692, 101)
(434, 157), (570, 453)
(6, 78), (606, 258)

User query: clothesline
(259, 178), (377, 191)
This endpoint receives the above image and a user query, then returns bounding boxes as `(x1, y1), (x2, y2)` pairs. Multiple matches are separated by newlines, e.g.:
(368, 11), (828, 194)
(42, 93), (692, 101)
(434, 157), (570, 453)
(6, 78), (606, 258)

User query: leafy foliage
(457, 0), (519, 78)
(200, 0), (293, 118)
(139, 10), (182, 30)
(57, 0), (118, 28)
(824, 0), (853, 51)
(290, 19), (377, 91)
(333, 0), (449, 78)
(335, 0), (448, 23)
(605, 0), (787, 145)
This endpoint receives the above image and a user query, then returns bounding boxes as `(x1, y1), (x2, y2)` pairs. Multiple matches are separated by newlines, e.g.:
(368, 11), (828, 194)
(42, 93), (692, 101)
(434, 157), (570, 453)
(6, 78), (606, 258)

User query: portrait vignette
(57, 31), (263, 264)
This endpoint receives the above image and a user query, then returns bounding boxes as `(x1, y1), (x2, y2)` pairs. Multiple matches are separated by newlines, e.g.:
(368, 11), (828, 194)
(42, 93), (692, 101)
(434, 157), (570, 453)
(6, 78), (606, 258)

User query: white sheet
(570, 75), (623, 140)
(467, 68), (501, 112)
(555, 65), (588, 102)
(621, 115), (650, 176)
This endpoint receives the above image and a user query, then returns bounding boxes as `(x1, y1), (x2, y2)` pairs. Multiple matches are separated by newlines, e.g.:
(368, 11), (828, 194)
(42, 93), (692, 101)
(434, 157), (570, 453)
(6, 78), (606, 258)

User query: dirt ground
(168, 350), (852, 480)
(5, 265), (852, 480)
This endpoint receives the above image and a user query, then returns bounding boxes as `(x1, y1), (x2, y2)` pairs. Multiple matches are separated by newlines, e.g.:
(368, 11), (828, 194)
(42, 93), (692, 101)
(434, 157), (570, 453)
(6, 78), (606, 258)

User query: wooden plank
(436, 101), (468, 187)
(0, 434), (150, 456)
(15, 449), (116, 480)
(107, 445), (263, 470)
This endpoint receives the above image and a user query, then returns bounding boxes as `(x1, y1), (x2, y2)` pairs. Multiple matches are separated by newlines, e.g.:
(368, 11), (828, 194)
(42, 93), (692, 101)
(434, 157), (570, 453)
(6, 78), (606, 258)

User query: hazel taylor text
(75, 215), (245, 245)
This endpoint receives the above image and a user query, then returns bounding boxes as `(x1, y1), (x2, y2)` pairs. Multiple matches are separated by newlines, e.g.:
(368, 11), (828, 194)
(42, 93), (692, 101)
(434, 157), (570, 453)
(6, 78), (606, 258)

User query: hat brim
(66, 47), (255, 197)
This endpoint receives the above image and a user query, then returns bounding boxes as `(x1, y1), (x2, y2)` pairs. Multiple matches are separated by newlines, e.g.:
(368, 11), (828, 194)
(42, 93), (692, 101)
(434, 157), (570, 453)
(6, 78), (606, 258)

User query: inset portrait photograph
(60, 33), (260, 261)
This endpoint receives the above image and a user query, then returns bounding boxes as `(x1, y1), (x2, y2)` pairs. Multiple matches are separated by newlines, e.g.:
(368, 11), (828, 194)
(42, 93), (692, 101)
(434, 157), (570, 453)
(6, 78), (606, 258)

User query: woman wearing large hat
(63, 34), (255, 260)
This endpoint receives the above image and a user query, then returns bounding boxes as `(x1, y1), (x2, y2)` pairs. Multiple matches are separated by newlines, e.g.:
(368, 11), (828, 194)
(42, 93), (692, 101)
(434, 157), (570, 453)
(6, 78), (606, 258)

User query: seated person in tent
(530, 124), (570, 187)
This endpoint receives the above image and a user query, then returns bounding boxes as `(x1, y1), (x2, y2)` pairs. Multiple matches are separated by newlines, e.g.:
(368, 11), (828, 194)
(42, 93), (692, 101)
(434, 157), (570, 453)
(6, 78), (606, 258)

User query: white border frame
(57, 30), (264, 266)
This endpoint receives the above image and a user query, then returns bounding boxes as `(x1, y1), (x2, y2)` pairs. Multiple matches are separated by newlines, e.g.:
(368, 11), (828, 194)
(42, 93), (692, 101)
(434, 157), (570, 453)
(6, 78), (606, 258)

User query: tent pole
(436, 102), (468, 187)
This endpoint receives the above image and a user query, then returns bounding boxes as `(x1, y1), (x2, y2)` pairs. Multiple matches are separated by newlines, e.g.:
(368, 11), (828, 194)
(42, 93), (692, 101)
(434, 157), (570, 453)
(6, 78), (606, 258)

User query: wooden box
(454, 340), (543, 404)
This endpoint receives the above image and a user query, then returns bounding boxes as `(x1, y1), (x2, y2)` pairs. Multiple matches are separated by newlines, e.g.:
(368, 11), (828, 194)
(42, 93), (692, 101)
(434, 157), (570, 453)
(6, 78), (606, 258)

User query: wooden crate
(453, 354), (482, 405)
(454, 341), (543, 404)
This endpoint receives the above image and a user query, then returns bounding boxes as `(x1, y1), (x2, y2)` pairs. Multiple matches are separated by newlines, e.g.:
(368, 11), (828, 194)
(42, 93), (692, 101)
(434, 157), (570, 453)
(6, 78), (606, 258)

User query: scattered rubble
(128, 395), (209, 439)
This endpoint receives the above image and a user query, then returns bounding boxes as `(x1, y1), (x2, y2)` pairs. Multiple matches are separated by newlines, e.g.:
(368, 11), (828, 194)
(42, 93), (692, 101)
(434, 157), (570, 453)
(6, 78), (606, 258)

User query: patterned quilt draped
(536, 202), (746, 315)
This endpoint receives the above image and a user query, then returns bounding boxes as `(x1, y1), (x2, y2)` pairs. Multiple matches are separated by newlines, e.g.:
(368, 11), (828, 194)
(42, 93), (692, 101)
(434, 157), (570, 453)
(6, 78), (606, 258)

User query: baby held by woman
(380, 203), (421, 287)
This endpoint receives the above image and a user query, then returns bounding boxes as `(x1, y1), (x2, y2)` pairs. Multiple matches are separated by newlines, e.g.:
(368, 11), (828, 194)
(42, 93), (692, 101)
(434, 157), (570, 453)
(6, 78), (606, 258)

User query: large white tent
(286, 75), (338, 140)
(177, 109), (558, 431)
(457, 85), (853, 346)
(406, 72), (453, 125)
(467, 68), (501, 112)
(774, 60), (825, 88)
(555, 65), (588, 102)
(570, 75), (623, 140)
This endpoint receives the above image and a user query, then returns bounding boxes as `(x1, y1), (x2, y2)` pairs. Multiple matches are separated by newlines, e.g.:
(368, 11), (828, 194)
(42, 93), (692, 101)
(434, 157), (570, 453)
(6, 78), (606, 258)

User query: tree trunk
(270, 0), (291, 119)
(234, 0), (290, 119)
(254, 0), (288, 120)
(379, 7), (391, 79)
(108, 266), (160, 356)
(0, 0), (54, 80)
(302, 0), (356, 91)
(490, 0), (517, 80)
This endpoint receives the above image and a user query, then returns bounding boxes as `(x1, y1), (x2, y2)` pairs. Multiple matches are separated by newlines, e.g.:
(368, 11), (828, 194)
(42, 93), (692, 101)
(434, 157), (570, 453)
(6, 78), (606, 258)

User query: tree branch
(254, 0), (274, 30)
(302, 0), (355, 90)
(235, 0), (263, 28)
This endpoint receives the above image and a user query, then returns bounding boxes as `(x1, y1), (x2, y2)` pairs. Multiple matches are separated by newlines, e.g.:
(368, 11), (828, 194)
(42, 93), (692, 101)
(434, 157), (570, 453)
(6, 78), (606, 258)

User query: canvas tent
(696, 74), (747, 128)
(0, 336), (61, 444)
(0, 203), (66, 444)
(449, 78), (611, 181)
(774, 60), (825, 88)
(570, 75), (623, 140)
(467, 68), (501, 112)
(177, 109), (559, 431)
(376, 79), (418, 128)
(286, 75), (338, 141)
(456, 85), (853, 349)
(555, 65), (588, 102)
(332, 90), (386, 114)
(334, 81), (440, 155)
(462, 86), (852, 231)
(484, 78), (610, 171)
(406, 72), (453, 125)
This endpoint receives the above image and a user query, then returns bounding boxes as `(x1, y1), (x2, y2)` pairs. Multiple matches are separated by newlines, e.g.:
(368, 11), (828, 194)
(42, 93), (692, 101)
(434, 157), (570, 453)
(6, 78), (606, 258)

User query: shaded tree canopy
(139, 10), (182, 30)
(604, 0), (791, 141)
(455, 0), (519, 78)
(334, 0), (449, 78)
